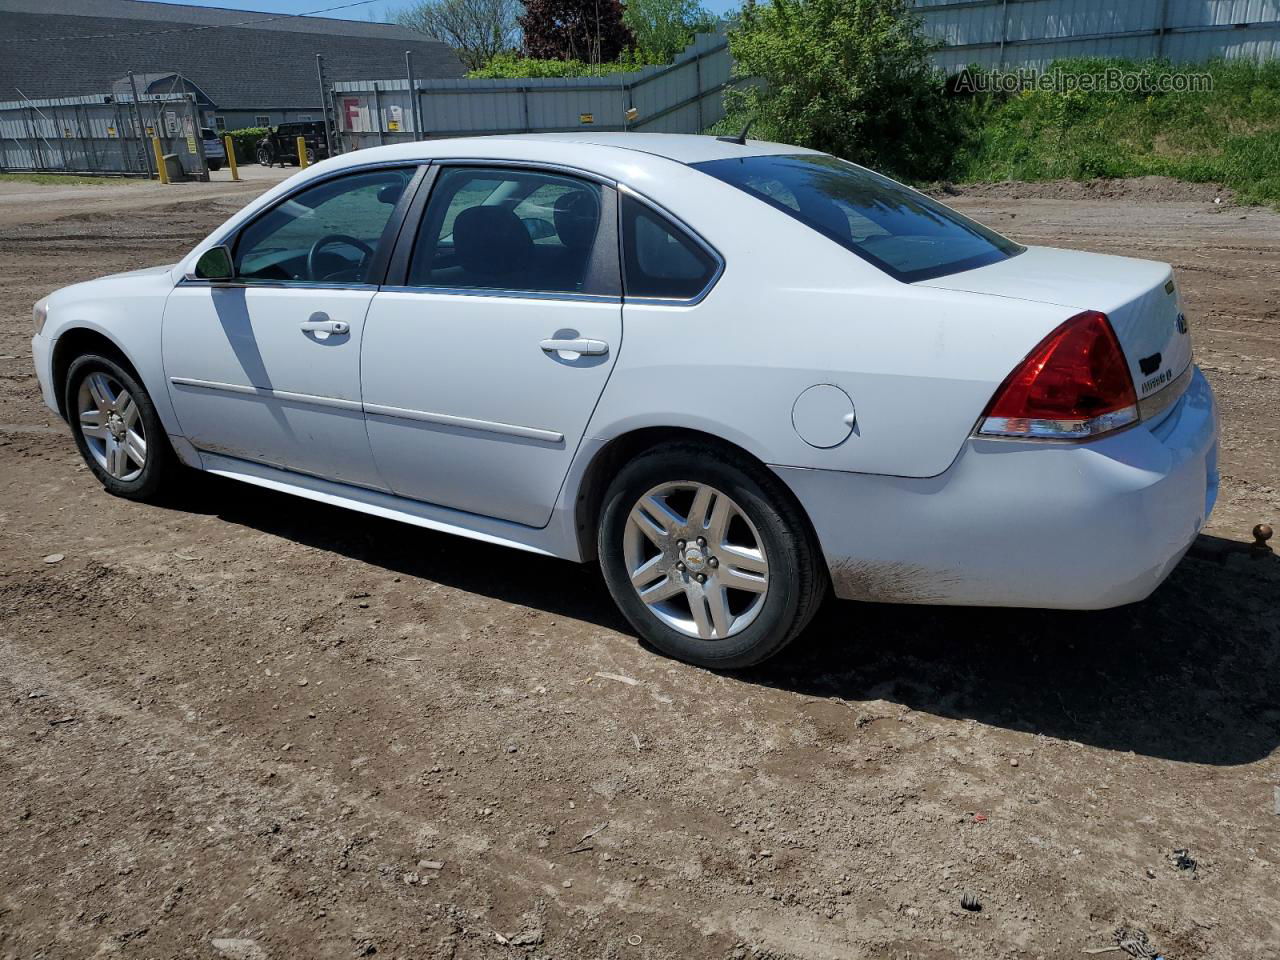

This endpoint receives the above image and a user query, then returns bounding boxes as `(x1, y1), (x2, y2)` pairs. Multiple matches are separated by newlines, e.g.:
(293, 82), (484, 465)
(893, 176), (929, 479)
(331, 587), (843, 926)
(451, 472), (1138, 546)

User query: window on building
(254, 115), (271, 127)
(213, 117), (225, 132)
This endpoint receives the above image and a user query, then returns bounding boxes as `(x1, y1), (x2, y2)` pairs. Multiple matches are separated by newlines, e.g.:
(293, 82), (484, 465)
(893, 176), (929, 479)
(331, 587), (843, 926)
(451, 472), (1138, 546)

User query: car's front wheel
(598, 442), (826, 669)
(65, 354), (177, 502)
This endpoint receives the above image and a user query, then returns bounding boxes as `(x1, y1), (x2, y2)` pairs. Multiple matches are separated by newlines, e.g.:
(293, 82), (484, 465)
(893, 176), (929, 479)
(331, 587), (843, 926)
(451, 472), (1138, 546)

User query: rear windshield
(691, 154), (1023, 283)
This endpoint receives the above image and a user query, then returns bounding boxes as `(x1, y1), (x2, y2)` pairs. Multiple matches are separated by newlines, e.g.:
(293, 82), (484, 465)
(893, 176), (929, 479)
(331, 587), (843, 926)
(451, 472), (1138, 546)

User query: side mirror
(190, 245), (234, 281)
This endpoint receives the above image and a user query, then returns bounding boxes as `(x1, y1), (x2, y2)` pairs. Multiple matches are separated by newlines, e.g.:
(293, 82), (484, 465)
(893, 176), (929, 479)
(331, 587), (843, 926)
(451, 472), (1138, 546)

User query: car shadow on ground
(173, 475), (1279, 767)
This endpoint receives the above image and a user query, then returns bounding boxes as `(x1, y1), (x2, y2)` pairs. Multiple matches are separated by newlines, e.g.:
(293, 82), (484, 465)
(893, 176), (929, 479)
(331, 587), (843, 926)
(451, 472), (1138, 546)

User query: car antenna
(716, 118), (754, 146)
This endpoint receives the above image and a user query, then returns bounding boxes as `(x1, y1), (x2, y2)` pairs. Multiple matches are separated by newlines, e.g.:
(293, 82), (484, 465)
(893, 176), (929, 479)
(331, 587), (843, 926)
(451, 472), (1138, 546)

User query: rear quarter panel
(588, 165), (1073, 477)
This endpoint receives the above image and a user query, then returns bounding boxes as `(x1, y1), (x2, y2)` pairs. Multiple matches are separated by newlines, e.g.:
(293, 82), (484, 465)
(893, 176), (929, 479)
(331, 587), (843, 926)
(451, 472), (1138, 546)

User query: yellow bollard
(151, 136), (169, 184)
(224, 135), (240, 181)
(296, 136), (309, 169)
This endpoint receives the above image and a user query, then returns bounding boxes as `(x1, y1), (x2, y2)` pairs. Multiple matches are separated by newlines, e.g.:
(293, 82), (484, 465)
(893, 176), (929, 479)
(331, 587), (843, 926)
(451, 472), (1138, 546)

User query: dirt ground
(1, 172), (1277, 960)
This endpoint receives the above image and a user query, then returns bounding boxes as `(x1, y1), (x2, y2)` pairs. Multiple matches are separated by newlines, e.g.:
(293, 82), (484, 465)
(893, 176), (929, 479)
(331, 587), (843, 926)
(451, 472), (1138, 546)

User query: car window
(408, 166), (604, 295)
(234, 168), (412, 284)
(692, 154), (1023, 283)
(620, 195), (718, 301)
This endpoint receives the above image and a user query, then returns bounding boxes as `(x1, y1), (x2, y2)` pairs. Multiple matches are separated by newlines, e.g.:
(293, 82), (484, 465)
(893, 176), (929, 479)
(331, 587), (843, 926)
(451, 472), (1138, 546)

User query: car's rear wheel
(65, 354), (177, 502)
(207, 159), (223, 171)
(598, 441), (826, 669)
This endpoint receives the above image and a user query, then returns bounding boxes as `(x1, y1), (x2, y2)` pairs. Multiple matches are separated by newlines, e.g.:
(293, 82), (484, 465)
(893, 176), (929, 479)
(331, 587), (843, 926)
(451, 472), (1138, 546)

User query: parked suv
(200, 128), (226, 171)
(255, 121), (330, 167)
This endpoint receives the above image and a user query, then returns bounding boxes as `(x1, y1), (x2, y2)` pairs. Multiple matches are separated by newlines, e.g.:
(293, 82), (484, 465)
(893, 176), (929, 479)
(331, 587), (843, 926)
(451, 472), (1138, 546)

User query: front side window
(234, 167), (413, 284)
(692, 154), (1023, 283)
(620, 195), (718, 300)
(408, 166), (605, 295)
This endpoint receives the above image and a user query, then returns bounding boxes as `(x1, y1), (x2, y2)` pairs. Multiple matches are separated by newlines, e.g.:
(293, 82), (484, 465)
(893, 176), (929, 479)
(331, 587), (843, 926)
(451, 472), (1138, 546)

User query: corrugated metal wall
(0, 92), (207, 177)
(333, 32), (736, 148)
(917, 0), (1280, 72)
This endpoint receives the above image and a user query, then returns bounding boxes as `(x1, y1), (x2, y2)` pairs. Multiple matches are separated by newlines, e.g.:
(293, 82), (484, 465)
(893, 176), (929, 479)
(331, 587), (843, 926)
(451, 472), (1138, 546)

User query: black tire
(65, 353), (177, 502)
(207, 160), (223, 171)
(598, 441), (826, 669)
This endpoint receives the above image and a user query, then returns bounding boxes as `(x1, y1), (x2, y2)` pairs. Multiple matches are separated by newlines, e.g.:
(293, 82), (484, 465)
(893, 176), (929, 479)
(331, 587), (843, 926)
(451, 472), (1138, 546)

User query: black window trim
(181, 160), (427, 290)
(616, 183), (724, 306)
(382, 159), (623, 303)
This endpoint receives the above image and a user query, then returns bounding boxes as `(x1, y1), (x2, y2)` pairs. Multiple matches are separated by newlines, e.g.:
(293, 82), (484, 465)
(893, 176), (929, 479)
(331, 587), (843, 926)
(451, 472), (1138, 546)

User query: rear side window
(692, 154), (1023, 283)
(408, 166), (606, 295)
(621, 195), (718, 301)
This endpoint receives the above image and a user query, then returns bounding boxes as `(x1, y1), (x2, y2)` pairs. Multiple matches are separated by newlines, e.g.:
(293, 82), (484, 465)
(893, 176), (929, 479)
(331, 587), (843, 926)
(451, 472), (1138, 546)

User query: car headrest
(554, 190), (600, 253)
(453, 205), (533, 280)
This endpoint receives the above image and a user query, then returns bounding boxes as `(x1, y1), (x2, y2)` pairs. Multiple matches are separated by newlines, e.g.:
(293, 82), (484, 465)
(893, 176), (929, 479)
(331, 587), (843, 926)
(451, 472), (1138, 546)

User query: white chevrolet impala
(30, 134), (1219, 668)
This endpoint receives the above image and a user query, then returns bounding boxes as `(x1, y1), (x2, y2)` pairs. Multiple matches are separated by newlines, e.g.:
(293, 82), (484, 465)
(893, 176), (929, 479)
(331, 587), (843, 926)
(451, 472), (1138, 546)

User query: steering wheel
(307, 234), (374, 282)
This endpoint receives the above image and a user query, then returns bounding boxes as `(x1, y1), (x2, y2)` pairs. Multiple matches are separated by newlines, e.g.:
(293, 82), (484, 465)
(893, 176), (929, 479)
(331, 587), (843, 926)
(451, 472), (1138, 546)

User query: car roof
(321, 132), (819, 173)
(490, 133), (819, 165)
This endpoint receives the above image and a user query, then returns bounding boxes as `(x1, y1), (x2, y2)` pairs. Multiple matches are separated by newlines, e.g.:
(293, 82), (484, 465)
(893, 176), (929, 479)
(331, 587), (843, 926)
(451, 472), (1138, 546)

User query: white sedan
(30, 133), (1219, 668)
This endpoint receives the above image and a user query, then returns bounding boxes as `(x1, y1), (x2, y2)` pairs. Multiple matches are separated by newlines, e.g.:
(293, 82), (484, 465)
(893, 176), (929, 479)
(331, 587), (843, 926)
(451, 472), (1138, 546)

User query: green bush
(722, 0), (961, 182)
(952, 58), (1280, 205)
(624, 0), (715, 65)
(469, 54), (647, 78)
(225, 127), (269, 162)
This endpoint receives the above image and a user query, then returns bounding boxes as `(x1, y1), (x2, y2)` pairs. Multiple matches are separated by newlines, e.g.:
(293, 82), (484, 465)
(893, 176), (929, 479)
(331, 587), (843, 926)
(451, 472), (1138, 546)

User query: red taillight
(978, 310), (1138, 440)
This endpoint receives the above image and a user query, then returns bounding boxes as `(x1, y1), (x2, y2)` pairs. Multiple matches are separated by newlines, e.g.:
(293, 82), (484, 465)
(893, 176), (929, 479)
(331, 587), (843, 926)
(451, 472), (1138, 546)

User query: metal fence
(915, 0), (1280, 72)
(0, 91), (209, 178)
(333, 32), (738, 149)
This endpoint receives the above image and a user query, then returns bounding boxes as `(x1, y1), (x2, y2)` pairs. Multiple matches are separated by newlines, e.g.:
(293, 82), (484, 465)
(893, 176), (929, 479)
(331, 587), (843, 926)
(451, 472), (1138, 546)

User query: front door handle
(301, 318), (350, 335)
(540, 337), (608, 357)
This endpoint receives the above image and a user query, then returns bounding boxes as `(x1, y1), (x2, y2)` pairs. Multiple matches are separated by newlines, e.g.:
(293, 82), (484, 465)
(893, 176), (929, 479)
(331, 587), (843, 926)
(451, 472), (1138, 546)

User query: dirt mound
(928, 176), (1235, 205)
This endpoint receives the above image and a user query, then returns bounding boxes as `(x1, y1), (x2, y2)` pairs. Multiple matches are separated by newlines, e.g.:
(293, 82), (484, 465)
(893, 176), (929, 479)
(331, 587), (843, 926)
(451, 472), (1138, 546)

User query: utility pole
(405, 50), (423, 141)
(315, 54), (334, 156)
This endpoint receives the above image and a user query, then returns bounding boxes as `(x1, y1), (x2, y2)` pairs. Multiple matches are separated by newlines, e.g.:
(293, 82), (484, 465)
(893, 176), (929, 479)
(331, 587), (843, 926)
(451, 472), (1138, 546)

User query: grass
(0, 172), (139, 186)
(951, 58), (1280, 206)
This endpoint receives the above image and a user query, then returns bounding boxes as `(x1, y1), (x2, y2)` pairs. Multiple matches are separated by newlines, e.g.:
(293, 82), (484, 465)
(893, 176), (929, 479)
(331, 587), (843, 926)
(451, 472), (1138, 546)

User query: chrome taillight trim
(977, 405), (1140, 440)
(1137, 363), (1194, 424)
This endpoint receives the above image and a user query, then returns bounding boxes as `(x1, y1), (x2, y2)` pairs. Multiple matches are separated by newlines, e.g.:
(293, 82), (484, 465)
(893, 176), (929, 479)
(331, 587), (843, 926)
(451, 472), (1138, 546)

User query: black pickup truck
(255, 121), (331, 166)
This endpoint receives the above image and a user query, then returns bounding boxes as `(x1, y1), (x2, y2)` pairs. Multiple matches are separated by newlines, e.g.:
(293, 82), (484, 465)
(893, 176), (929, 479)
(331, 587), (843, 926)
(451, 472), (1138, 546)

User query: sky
(133, 0), (741, 24)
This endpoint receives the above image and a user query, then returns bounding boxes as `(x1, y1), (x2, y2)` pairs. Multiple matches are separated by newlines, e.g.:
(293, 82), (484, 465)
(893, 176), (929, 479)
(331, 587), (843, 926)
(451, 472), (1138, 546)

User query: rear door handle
(540, 337), (608, 357)
(301, 319), (349, 335)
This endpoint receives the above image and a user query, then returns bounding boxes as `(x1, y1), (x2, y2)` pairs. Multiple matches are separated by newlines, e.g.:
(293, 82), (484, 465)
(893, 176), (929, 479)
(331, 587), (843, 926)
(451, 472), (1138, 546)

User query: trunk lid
(920, 245), (1193, 407)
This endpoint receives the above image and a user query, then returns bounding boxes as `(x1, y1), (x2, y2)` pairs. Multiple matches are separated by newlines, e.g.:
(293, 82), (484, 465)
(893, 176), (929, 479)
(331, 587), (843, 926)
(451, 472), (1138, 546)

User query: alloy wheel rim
(77, 372), (146, 482)
(623, 481), (770, 641)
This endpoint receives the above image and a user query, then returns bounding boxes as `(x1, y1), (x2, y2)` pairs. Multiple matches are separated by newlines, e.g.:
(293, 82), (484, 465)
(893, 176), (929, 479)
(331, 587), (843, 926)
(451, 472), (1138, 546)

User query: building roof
(0, 0), (465, 110)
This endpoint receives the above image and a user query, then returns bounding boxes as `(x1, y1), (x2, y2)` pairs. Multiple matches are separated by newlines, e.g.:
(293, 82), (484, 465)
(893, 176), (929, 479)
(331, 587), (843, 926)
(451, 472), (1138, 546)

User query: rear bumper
(774, 366), (1219, 609)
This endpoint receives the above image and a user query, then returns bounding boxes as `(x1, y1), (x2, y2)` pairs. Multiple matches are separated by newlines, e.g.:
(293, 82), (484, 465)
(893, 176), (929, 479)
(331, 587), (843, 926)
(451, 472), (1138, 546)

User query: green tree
(624, 0), (716, 64)
(396, 0), (521, 70)
(726, 0), (960, 181)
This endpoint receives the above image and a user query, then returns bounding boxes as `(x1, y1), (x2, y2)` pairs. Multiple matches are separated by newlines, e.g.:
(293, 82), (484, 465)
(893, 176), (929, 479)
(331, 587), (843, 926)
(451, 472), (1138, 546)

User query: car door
(163, 165), (420, 488)
(361, 163), (623, 527)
